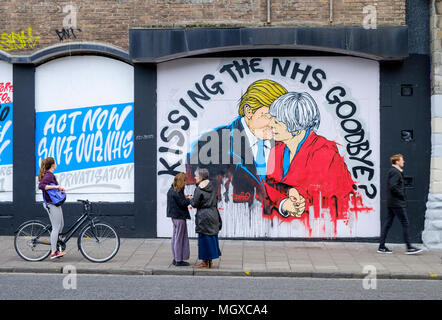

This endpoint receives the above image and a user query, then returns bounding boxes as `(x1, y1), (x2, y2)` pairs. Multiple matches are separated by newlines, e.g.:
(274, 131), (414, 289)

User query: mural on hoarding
(157, 57), (380, 238)
(35, 103), (134, 191)
(35, 56), (134, 202)
(0, 61), (13, 202)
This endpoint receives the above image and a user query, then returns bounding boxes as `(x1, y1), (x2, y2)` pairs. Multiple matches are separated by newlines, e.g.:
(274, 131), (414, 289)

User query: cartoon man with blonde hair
(187, 79), (287, 210)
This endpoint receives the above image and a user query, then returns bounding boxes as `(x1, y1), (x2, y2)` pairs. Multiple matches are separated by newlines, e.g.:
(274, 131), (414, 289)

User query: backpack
(43, 183), (66, 207)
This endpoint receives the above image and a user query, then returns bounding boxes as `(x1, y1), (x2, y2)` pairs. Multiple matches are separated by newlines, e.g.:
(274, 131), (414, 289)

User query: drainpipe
(267, 0), (271, 24)
(329, 0), (333, 24)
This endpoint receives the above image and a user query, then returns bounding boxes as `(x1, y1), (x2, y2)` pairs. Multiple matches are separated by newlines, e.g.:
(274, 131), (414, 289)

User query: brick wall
(0, 0), (406, 54)
(432, 0), (442, 95)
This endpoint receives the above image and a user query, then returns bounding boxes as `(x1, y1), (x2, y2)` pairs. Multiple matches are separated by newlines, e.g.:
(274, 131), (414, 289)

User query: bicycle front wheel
(14, 221), (51, 262)
(78, 222), (120, 263)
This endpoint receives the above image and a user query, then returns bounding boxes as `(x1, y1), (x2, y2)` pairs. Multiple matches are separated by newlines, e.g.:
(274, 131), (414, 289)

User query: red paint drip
(261, 191), (373, 238)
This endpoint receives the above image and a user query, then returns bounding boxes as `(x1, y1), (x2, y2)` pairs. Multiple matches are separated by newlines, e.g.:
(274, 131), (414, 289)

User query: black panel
(240, 27), (296, 46)
(0, 43), (130, 65)
(380, 54), (431, 243)
(130, 29), (188, 62)
(406, 0), (430, 55)
(346, 27), (409, 59)
(186, 28), (241, 52)
(190, 48), (345, 59)
(134, 63), (157, 237)
(12, 65), (35, 228)
(129, 27), (409, 63)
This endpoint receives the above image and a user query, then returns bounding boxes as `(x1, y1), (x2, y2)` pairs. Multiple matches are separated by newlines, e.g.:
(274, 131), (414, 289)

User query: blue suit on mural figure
(186, 79), (288, 213)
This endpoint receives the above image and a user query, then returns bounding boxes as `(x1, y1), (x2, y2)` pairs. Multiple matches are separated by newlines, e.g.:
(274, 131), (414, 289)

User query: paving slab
(1, 236), (441, 280)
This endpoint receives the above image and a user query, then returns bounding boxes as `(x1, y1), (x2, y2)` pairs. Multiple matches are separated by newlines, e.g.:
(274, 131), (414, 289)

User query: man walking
(378, 154), (423, 254)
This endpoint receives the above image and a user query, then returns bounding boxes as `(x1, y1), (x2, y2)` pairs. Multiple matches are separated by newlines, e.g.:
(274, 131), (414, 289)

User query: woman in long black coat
(167, 172), (191, 267)
(189, 168), (222, 269)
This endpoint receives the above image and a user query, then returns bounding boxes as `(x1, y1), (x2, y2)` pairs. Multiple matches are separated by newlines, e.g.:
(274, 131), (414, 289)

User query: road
(0, 273), (441, 300)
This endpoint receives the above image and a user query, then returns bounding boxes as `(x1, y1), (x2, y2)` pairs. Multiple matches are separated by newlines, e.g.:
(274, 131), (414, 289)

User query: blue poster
(35, 102), (134, 174)
(0, 102), (12, 165)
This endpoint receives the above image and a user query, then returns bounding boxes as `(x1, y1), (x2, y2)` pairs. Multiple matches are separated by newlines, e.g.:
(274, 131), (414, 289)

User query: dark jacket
(38, 171), (58, 204)
(167, 185), (191, 220)
(387, 166), (407, 208)
(190, 180), (222, 236)
(186, 116), (273, 209)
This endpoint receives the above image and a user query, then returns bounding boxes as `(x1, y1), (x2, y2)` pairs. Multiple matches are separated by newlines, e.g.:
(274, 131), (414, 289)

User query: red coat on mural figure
(264, 131), (356, 222)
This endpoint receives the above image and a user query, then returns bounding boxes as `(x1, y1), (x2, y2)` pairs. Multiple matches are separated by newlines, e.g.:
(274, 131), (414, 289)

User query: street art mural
(0, 61), (13, 202)
(35, 56), (134, 202)
(157, 57), (380, 238)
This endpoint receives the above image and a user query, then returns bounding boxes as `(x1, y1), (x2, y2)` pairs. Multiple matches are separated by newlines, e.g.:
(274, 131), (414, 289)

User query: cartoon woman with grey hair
(264, 92), (356, 226)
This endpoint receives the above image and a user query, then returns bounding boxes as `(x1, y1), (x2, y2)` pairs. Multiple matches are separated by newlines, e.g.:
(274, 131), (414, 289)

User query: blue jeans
(379, 207), (411, 249)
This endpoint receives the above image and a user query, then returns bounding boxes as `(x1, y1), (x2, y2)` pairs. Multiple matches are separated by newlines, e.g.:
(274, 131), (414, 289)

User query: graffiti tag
(0, 82), (13, 104)
(0, 27), (40, 51)
(233, 192), (251, 202)
(55, 28), (82, 42)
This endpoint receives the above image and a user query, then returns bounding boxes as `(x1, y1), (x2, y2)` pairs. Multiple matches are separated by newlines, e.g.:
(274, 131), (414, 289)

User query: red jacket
(264, 131), (355, 222)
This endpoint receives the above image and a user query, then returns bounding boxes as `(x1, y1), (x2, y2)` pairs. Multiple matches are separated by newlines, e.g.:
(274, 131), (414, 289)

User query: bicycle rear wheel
(14, 221), (51, 262)
(78, 222), (120, 263)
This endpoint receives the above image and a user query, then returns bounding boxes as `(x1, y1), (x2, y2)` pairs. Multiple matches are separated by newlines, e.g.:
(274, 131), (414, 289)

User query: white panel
(35, 56), (134, 202)
(35, 56), (134, 111)
(157, 57), (380, 238)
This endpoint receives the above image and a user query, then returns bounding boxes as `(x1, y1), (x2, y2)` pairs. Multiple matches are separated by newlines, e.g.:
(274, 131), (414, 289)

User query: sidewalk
(1, 236), (441, 280)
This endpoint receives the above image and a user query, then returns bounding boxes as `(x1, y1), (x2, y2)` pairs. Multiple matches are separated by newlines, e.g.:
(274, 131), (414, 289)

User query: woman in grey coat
(188, 168), (222, 269)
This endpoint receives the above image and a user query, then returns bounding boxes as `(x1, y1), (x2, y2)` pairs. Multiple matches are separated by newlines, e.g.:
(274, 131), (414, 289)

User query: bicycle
(14, 199), (120, 263)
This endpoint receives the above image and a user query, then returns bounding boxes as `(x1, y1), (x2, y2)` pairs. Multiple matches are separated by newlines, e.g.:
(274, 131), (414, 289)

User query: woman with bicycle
(15, 160), (119, 263)
(38, 157), (66, 260)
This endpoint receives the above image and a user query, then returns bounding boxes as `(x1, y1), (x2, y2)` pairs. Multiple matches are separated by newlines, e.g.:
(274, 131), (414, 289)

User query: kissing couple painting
(187, 79), (358, 224)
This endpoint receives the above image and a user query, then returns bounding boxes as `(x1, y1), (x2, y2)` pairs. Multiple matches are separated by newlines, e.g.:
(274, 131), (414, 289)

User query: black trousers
(379, 207), (411, 248)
